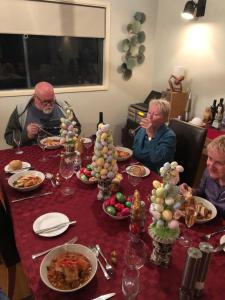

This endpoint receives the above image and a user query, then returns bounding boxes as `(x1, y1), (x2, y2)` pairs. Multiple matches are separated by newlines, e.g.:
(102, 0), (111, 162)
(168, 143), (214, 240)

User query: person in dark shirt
(4, 81), (81, 146)
(180, 135), (225, 217)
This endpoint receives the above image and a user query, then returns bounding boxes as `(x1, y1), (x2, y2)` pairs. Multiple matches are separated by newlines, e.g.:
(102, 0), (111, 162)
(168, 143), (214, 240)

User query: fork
(32, 236), (78, 260)
(90, 246), (110, 280)
(95, 244), (114, 275)
(201, 226), (225, 241)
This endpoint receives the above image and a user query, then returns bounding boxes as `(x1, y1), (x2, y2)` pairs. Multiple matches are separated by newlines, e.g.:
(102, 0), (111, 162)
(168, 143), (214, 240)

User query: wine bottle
(96, 112), (104, 130)
(210, 99), (217, 123)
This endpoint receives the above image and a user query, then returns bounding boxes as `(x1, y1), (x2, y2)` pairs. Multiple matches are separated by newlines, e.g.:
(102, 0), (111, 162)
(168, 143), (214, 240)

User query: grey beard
(43, 107), (54, 114)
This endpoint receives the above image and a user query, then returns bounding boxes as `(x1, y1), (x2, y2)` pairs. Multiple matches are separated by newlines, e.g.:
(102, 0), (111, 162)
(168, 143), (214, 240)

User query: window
(0, 0), (110, 96)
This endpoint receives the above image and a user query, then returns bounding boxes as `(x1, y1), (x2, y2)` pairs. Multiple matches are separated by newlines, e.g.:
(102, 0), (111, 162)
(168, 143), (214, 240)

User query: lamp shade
(181, 0), (196, 20)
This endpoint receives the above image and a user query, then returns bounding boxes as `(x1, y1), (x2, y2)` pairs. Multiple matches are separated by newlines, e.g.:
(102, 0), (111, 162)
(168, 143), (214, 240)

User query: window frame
(0, 0), (110, 97)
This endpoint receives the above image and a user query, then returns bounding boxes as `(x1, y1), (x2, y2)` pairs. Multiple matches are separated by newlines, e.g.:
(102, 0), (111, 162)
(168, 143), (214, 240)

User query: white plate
(126, 165), (150, 177)
(41, 136), (62, 150)
(220, 235), (225, 252)
(4, 161), (31, 174)
(33, 212), (69, 237)
(195, 196), (217, 223)
(40, 244), (97, 292)
(116, 146), (133, 162)
(8, 170), (45, 192)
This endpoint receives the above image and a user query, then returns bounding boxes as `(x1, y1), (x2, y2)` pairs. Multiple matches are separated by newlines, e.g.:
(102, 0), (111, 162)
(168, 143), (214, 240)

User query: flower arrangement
(60, 105), (79, 149)
(149, 161), (184, 241)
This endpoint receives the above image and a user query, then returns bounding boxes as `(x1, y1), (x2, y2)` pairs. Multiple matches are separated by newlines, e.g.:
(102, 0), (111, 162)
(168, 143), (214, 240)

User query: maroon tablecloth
(1, 146), (225, 300)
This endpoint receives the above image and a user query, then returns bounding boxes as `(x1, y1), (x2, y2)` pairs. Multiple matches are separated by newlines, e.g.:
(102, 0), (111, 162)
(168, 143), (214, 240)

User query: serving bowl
(116, 146), (133, 162)
(40, 243), (97, 292)
(8, 170), (45, 192)
(102, 202), (130, 220)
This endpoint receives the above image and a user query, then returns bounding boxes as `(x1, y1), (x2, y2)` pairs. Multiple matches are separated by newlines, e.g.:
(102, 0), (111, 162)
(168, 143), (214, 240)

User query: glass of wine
(59, 152), (75, 196)
(37, 132), (48, 162)
(122, 266), (140, 300)
(13, 129), (23, 154)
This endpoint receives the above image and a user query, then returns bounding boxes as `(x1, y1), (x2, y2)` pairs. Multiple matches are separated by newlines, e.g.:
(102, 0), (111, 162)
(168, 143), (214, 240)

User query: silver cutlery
(90, 246), (110, 280)
(38, 126), (54, 136)
(45, 172), (57, 188)
(12, 191), (53, 203)
(35, 220), (76, 234)
(213, 242), (225, 253)
(32, 236), (78, 260)
(95, 244), (114, 275)
(201, 226), (225, 241)
(92, 293), (116, 300)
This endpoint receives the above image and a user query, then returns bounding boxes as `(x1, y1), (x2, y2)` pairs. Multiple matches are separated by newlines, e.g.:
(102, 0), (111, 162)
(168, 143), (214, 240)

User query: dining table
(0, 145), (225, 300)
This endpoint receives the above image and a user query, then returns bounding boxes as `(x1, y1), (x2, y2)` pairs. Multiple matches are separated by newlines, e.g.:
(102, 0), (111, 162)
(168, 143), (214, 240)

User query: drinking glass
(124, 236), (147, 270)
(13, 129), (23, 154)
(82, 137), (93, 162)
(59, 152), (75, 196)
(37, 132), (48, 162)
(122, 267), (140, 300)
(128, 173), (142, 193)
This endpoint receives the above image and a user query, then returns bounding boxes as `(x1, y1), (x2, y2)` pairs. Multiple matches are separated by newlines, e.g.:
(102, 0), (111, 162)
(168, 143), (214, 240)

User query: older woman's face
(147, 104), (165, 127)
(207, 147), (225, 182)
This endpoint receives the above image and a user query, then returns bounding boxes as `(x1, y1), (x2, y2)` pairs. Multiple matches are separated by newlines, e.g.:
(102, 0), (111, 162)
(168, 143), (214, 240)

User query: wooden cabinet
(167, 91), (188, 119)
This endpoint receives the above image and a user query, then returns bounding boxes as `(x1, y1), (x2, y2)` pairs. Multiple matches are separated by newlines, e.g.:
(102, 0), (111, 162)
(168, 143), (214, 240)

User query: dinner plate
(4, 161), (31, 174)
(40, 136), (62, 150)
(126, 165), (150, 177)
(33, 212), (69, 237)
(116, 146), (133, 162)
(220, 235), (225, 252)
(194, 196), (217, 223)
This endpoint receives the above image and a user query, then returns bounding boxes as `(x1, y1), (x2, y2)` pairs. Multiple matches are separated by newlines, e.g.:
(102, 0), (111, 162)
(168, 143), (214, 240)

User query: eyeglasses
(35, 95), (55, 106)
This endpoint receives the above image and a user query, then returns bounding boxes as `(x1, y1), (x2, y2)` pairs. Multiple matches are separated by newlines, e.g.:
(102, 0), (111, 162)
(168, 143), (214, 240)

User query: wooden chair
(169, 118), (207, 186)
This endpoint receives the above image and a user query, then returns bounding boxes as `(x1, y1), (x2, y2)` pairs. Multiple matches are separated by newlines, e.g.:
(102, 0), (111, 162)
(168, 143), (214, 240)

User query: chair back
(169, 118), (207, 186)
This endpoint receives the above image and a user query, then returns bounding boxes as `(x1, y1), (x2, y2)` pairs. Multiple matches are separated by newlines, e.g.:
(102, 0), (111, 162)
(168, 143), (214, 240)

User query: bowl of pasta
(8, 170), (45, 192)
(40, 243), (97, 292)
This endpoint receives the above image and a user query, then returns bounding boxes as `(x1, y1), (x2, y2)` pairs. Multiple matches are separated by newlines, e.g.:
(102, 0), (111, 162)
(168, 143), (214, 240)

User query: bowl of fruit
(76, 164), (97, 185)
(103, 192), (132, 220)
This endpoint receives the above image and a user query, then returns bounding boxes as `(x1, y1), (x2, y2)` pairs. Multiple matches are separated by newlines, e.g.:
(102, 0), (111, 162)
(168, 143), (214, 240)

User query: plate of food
(40, 243), (97, 292)
(194, 196), (217, 223)
(4, 160), (31, 174)
(126, 165), (150, 177)
(116, 146), (133, 162)
(8, 170), (45, 192)
(33, 212), (70, 237)
(40, 136), (62, 149)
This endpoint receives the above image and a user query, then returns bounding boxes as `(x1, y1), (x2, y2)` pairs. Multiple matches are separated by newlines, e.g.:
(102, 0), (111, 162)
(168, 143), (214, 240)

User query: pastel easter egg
(107, 171), (114, 179)
(112, 164), (118, 172)
(168, 220), (179, 230)
(101, 133), (108, 140)
(151, 210), (161, 220)
(60, 117), (65, 123)
(165, 197), (174, 206)
(152, 180), (161, 189)
(108, 150), (113, 155)
(97, 157), (105, 167)
(101, 175), (107, 180)
(151, 189), (156, 195)
(163, 162), (171, 170)
(107, 156), (112, 162)
(100, 169), (107, 176)
(156, 187), (165, 198)
(104, 162), (110, 169)
(95, 142), (103, 150)
(176, 165), (184, 173)
(164, 183), (171, 192)
(101, 141), (107, 146)
(155, 197), (164, 205)
(150, 195), (156, 203)
(68, 125), (73, 131)
(154, 204), (164, 213)
(60, 137), (65, 144)
(102, 146), (108, 154)
(102, 124), (110, 132)
(156, 220), (164, 228)
(173, 202), (182, 210)
(170, 161), (178, 169)
(162, 210), (173, 221)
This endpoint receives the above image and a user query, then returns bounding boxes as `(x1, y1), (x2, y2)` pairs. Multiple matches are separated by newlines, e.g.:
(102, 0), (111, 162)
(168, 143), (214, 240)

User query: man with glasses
(180, 135), (225, 217)
(4, 81), (81, 146)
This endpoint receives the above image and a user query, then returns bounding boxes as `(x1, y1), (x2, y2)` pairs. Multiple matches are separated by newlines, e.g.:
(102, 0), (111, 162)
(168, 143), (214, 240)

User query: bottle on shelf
(97, 112), (104, 130)
(210, 99), (217, 124)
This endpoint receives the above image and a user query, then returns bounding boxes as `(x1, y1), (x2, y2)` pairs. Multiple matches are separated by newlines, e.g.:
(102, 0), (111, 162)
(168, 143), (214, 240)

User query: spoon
(90, 246), (110, 280)
(95, 244), (114, 275)
(45, 172), (57, 188)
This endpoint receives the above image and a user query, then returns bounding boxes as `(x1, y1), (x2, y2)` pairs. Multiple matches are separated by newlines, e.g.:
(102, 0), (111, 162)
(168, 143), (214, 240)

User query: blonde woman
(133, 99), (176, 173)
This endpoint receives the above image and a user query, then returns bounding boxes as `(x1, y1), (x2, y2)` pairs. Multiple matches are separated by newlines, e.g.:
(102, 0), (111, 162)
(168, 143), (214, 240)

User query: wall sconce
(181, 0), (207, 20)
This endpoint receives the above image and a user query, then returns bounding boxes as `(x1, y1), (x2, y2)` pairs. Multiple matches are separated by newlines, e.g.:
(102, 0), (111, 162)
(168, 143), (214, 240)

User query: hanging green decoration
(119, 12), (146, 79)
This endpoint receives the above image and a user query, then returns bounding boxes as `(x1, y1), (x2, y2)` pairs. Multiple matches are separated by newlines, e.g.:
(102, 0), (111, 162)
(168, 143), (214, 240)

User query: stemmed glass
(37, 132), (48, 162)
(59, 152), (75, 196)
(128, 173), (142, 193)
(13, 129), (23, 154)
(82, 137), (93, 162)
(124, 235), (147, 270)
(122, 267), (140, 300)
(178, 205), (197, 247)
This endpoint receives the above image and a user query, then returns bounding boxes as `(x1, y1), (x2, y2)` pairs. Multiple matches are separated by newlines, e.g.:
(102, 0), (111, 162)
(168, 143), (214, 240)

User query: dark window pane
(0, 34), (103, 90)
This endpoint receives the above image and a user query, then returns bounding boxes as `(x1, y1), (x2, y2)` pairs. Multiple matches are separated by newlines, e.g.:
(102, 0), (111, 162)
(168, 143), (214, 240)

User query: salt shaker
(74, 151), (81, 174)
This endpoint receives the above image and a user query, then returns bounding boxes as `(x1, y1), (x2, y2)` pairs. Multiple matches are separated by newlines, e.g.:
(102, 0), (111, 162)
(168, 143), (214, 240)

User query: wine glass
(128, 173), (142, 193)
(13, 129), (23, 154)
(124, 235), (147, 270)
(82, 137), (93, 162)
(122, 267), (140, 300)
(59, 152), (75, 196)
(178, 205), (197, 247)
(37, 132), (48, 162)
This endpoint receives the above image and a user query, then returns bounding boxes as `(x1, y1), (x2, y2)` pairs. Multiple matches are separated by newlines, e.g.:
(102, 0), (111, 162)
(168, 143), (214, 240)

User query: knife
(12, 191), (53, 203)
(35, 220), (76, 234)
(92, 293), (116, 300)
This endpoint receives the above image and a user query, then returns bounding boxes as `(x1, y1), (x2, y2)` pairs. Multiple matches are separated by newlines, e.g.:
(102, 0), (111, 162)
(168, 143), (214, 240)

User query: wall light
(181, 0), (207, 20)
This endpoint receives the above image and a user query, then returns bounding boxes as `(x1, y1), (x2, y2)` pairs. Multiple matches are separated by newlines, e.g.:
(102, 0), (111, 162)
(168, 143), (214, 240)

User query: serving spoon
(95, 244), (114, 275)
(90, 246), (110, 280)
(45, 172), (57, 188)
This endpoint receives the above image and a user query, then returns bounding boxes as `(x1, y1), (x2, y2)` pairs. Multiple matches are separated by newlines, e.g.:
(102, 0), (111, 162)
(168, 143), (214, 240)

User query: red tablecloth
(206, 127), (225, 140)
(1, 146), (225, 300)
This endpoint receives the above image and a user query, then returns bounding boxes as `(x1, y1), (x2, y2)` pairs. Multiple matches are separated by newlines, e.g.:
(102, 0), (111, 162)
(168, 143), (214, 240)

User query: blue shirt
(133, 124), (176, 173)
(195, 169), (225, 217)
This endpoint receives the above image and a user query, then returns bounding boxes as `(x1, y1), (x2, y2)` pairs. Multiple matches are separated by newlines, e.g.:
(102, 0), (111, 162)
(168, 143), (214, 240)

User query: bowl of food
(40, 136), (62, 149)
(8, 170), (45, 192)
(116, 146), (133, 162)
(40, 243), (97, 292)
(76, 165), (97, 185)
(126, 165), (150, 177)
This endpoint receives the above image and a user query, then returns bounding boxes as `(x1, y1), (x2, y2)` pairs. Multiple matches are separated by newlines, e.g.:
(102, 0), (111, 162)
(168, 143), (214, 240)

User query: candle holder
(97, 179), (112, 201)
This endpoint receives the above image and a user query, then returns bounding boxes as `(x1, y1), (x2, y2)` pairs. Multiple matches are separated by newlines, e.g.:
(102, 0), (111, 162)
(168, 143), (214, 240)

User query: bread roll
(130, 165), (146, 177)
(9, 160), (22, 170)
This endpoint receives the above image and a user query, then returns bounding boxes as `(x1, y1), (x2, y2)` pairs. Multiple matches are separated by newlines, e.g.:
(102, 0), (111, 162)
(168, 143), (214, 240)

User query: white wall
(0, 0), (158, 149)
(153, 0), (225, 119)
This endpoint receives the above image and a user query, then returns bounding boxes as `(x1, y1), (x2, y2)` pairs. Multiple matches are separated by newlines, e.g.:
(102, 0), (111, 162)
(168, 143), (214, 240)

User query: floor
(0, 258), (32, 300)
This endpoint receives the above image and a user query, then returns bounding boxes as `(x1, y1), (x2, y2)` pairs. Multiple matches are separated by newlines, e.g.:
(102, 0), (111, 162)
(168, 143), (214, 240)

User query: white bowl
(8, 170), (45, 192)
(41, 136), (62, 149)
(195, 196), (217, 223)
(116, 146), (133, 162)
(40, 243), (97, 292)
